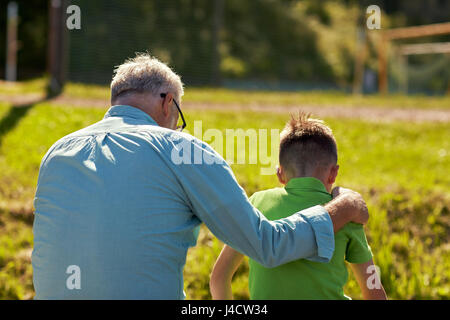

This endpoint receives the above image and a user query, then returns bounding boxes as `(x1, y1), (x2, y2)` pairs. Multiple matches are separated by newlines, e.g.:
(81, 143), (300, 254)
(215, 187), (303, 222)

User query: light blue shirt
(32, 105), (335, 299)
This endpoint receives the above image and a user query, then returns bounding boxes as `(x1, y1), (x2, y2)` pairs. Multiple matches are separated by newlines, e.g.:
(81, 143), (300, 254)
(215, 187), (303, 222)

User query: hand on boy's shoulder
(331, 186), (369, 225)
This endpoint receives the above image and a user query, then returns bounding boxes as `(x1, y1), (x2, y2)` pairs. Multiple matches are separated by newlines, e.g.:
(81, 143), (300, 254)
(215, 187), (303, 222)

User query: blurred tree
(222, 0), (333, 82)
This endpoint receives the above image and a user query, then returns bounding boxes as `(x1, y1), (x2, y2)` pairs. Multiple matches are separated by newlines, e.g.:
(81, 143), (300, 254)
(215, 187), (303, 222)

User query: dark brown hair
(279, 112), (337, 177)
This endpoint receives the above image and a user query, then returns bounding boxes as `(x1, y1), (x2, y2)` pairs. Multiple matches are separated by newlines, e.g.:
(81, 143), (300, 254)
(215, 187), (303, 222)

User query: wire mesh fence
(68, 0), (218, 86)
(63, 0), (450, 94)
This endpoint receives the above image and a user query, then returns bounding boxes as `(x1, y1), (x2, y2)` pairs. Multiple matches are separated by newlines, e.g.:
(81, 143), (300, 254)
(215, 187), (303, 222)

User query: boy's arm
(210, 245), (245, 300)
(349, 259), (388, 300)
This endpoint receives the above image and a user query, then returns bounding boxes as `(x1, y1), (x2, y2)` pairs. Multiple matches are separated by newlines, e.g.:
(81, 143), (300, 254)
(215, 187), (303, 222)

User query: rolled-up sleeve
(298, 205), (335, 262)
(164, 135), (335, 267)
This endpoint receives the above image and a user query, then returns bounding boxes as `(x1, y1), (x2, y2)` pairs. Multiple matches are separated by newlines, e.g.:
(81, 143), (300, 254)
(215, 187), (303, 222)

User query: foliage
(4, 0), (449, 88)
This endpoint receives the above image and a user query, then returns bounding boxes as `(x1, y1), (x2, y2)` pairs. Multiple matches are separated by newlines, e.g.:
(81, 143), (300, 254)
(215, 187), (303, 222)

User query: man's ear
(328, 164), (339, 185)
(276, 165), (287, 185)
(161, 92), (173, 117)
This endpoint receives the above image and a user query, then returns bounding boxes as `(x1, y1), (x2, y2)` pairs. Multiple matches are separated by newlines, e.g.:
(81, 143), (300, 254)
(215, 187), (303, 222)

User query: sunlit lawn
(0, 99), (448, 299)
(1, 78), (450, 109)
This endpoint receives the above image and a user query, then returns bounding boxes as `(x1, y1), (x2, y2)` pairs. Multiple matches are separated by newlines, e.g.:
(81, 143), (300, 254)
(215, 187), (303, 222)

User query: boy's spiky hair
(279, 111), (337, 178)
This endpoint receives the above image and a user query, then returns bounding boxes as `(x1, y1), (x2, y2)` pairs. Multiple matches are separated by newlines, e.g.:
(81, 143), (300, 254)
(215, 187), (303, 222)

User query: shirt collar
(285, 177), (330, 195)
(104, 105), (159, 126)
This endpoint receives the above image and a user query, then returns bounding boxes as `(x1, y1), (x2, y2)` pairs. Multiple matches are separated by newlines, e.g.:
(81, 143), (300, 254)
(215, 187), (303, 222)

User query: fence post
(6, 2), (18, 82)
(353, 27), (367, 95)
(47, 0), (68, 97)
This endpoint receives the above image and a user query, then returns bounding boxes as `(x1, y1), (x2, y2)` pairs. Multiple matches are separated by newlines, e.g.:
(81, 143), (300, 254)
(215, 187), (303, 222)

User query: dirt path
(1, 93), (449, 123)
(181, 102), (450, 123)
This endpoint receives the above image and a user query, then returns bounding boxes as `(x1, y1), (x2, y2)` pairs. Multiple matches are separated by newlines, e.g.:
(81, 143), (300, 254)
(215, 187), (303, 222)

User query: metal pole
(6, 2), (18, 82)
(353, 27), (366, 95)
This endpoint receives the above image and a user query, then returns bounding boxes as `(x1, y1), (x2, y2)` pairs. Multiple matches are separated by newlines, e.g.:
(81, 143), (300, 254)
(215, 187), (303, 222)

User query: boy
(210, 112), (387, 300)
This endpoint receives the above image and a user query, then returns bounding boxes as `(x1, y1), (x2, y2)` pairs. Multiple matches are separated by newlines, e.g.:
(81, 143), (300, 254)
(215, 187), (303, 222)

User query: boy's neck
(286, 175), (332, 193)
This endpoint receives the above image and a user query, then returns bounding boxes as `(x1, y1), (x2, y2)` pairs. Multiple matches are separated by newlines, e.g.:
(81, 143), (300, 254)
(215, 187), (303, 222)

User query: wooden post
(6, 2), (18, 82)
(47, 0), (67, 97)
(378, 34), (388, 94)
(377, 22), (450, 94)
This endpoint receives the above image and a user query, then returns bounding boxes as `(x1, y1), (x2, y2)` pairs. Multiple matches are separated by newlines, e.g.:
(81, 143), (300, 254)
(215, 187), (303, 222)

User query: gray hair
(111, 53), (184, 102)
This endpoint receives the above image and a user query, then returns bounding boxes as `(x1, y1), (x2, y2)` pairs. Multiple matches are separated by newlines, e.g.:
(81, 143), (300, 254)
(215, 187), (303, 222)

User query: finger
(331, 186), (341, 198)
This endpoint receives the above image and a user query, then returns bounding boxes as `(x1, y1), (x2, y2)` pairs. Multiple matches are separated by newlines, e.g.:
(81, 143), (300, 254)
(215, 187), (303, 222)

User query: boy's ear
(276, 166), (287, 185)
(328, 164), (339, 185)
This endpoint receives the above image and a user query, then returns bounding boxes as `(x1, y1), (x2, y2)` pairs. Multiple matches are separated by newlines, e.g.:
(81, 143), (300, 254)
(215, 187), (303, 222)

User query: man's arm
(210, 245), (245, 300)
(350, 259), (388, 300)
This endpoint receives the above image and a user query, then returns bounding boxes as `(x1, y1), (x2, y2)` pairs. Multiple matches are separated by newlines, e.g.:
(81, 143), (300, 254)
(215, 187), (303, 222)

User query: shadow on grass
(0, 96), (51, 147)
(5, 204), (35, 226)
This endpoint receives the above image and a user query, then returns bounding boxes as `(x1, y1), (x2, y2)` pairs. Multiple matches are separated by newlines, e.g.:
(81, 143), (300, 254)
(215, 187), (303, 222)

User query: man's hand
(325, 187), (369, 232)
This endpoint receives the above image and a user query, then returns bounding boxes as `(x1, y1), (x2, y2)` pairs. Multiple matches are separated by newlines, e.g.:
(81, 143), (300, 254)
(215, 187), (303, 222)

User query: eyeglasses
(160, 93), (186, 132)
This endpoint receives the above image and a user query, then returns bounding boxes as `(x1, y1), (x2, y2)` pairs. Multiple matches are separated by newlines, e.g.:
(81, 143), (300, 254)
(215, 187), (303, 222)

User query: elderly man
(32, 53), (368, 299)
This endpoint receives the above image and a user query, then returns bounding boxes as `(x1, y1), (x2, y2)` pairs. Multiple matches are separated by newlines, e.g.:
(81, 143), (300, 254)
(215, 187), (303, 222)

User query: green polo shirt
(248, 177), (373, 300)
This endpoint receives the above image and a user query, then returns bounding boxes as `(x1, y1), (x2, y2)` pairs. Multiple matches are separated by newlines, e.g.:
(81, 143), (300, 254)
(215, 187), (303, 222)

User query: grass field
(0, 83), (448, 299)
(1, 78), (450, 110)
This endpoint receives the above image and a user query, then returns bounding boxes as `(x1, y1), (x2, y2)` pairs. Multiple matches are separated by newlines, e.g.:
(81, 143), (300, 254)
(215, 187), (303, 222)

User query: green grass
(66, 83), (450, 109)
(0, 78), (48, 95)
(182, 110), (450, 300)
(182, 88), (450, 110)
(0, 210), (33, 300)
(1, 78), (450, 109)
(0, 100), (448, 299)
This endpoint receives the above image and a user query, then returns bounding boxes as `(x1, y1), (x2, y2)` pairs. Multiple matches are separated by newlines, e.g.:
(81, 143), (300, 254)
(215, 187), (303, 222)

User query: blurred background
(0, 0), (448, 300)
(0, 0), (450, 94)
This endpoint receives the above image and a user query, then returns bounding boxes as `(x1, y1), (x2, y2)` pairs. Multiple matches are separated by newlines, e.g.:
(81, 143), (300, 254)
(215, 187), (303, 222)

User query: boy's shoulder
(249, 187), (287, 206)
(339, 222), (366, 234)
(339, 222), (373, 264)
(336, 222), (367, 240)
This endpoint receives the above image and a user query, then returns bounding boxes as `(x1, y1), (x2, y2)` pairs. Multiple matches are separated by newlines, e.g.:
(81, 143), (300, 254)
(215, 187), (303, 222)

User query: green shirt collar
(285, 177), (330, 195)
